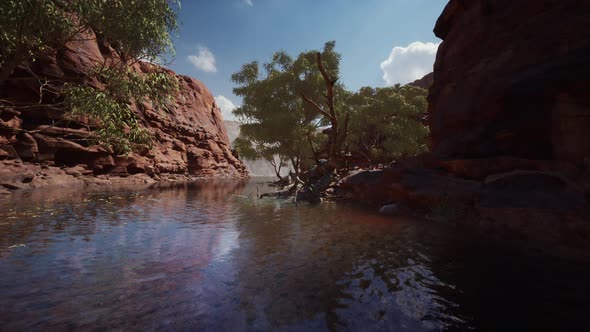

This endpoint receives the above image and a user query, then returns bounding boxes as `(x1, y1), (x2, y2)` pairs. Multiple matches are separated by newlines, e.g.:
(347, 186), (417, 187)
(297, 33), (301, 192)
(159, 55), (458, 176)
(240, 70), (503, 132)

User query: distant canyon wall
(224, 121), (290, 178)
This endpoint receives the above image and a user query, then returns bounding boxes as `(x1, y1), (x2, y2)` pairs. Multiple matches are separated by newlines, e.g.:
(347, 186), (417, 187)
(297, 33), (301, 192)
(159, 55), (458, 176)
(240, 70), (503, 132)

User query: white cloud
(244, 0), (253, 6)
(380, 41), (439, 85)
(187, 46), (217, 73)
(215, 95), (238, 121)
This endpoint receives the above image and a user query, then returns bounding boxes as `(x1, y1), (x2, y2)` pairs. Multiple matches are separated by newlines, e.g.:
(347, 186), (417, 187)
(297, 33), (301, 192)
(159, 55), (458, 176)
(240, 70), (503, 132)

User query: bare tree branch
(300, 93), (332, 121)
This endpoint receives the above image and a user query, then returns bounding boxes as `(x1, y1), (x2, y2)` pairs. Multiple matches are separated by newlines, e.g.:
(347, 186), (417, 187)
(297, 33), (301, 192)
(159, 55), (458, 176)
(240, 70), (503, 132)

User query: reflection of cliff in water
(225, 121), (291, 178)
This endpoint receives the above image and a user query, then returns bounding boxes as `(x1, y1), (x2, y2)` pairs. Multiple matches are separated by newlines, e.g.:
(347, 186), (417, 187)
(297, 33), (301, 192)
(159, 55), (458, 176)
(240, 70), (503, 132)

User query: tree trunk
(268, 156), (284, 181)
(301, 52), (350, 167)
(315, 52), (338, 161)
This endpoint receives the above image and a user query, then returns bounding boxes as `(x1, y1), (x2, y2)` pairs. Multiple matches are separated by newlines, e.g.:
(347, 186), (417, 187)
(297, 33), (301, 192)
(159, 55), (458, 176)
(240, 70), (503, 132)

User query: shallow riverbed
(1, 179), (589, 331)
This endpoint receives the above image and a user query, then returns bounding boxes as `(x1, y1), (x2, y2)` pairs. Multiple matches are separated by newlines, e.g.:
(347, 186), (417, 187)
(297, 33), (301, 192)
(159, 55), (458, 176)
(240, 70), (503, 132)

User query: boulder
(340, 167), (482, 210)
(480, 171), (588, 212)
(379, 204), (399, 216)
(398, 169), (482, 210)
(476, 171), (589, 243)
(13, 133), (38, 161)
(0, 149), (8, 160)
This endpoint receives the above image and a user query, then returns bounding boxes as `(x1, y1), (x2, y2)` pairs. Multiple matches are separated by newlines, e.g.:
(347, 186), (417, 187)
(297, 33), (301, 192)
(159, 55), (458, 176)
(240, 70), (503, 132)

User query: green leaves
(231, 42), (343, 174)
(346, 85), (429, 163)
(78, 0), (180, 62)
(64, 66), (178, 154)
(0, 0), (78, 68)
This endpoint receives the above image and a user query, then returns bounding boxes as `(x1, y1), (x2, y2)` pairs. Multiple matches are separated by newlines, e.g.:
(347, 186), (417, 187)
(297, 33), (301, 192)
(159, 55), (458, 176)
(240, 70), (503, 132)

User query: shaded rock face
(0, 30), (247, 179)
(428, 0), (590, 164)
(408, 73), (433, 90)
(339, 0), (590, 246)
(338, 157), (590, 248)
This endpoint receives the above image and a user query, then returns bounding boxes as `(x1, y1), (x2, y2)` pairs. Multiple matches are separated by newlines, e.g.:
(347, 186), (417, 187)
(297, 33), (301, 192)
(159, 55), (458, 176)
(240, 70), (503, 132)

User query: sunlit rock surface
(0, 29), (247, 187)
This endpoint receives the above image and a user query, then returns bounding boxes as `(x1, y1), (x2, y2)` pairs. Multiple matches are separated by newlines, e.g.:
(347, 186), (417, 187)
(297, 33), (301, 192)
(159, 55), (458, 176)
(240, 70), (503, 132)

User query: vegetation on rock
(0, 0), (180, 152)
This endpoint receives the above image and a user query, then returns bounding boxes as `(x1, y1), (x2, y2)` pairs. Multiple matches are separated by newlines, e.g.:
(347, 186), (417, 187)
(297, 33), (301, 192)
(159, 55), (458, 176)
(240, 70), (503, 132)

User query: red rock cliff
(340, 1), (590, 248)
(0, 31), (247, 179)
(428, 0), (590, 163)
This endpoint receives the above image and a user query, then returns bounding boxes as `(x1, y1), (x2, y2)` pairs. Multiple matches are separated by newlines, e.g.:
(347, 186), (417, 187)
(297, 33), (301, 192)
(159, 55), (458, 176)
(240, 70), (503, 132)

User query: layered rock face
(0, 31), (247, 184)
(428, 0), (590, 163)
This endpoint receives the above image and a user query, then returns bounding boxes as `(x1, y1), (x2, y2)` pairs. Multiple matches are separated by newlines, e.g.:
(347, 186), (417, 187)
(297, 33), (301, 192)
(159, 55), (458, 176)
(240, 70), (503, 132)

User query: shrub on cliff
(0, 0), (180, 153)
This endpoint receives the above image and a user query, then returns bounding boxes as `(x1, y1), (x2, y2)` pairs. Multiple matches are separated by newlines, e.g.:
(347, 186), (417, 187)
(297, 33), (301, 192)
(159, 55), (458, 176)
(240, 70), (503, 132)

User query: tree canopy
(232, 41), (344, 176)
(346, 85), (429, 164)
(232, 42), (430, 178)
(0, 0), (179, 81)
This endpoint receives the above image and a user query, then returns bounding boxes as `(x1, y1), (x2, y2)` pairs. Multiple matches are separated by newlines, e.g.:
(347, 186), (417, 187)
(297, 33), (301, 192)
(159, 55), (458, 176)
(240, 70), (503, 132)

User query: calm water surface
(1, 179), (589, 331)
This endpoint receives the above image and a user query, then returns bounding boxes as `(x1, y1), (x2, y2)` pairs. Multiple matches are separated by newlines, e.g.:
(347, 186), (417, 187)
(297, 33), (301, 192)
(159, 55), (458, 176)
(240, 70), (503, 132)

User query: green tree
(233, 136), (289, 180)
(0, 0), (180, 152)
(345, 85), (429, 164)
(296, 41), (349, 165)
(231, 42), (345, 178)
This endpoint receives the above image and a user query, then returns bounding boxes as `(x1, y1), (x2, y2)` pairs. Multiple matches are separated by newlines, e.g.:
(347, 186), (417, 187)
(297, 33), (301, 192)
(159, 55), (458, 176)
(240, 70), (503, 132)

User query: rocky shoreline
(0, 159), (247, 196)
(334, 154), (590, 251)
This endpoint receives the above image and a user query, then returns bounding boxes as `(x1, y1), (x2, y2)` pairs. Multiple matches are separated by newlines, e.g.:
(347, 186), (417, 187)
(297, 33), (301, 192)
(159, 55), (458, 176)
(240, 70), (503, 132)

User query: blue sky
(167, 0), (448, 120)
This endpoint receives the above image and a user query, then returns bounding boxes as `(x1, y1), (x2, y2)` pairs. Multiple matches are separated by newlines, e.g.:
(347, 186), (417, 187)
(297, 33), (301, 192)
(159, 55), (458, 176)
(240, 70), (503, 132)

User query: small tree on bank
(232, 41), (347, 178)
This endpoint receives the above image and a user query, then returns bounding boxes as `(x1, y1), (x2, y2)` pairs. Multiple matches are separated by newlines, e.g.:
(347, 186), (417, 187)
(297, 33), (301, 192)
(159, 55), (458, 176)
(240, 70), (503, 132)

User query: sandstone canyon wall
(0, 30), (247, 189)
(428, 0), (590, 163)
(341, 0), (590, 247)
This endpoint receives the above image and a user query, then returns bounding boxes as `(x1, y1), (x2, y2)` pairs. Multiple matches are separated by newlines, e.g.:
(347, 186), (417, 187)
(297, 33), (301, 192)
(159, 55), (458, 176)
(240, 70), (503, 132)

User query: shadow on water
(0, 178), (589, 331)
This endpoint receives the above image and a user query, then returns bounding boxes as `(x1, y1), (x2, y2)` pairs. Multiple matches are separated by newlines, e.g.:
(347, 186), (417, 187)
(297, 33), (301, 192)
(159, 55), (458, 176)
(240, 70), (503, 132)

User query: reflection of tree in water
(229, 201), (466, 330)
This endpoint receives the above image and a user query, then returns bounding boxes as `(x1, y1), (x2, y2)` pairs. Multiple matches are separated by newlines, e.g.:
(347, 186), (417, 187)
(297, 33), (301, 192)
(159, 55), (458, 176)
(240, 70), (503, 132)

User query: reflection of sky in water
(1, 180), (590, 331)
(213, 223), (240, 262)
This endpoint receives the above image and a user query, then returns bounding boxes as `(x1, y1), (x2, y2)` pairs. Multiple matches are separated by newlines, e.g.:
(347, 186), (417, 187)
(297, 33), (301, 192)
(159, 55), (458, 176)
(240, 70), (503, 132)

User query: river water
(1, 179), (589, 331)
